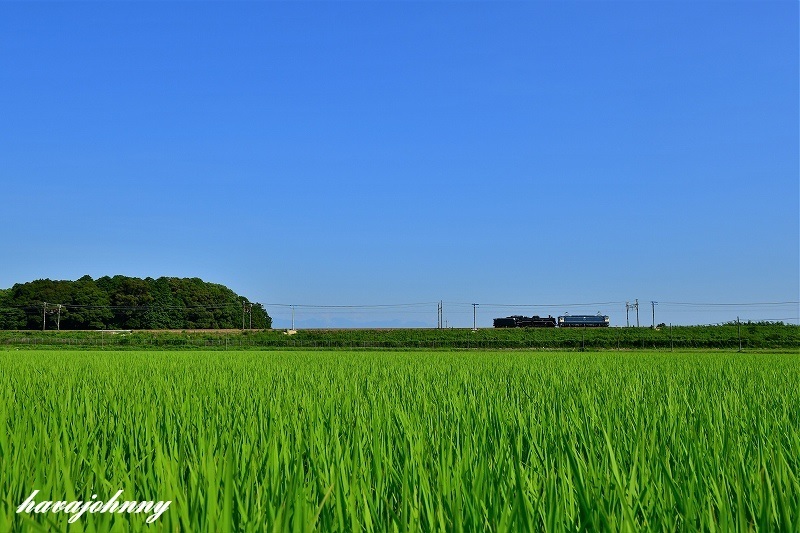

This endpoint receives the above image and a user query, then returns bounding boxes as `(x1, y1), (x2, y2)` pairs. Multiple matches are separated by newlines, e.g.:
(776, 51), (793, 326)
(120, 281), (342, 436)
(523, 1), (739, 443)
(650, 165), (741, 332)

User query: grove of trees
(0, 276), (271, 330)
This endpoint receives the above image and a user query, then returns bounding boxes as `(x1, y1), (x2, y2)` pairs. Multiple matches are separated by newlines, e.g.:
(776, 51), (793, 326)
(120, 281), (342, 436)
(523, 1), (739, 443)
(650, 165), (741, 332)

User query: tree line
(0, 275), (271, 330)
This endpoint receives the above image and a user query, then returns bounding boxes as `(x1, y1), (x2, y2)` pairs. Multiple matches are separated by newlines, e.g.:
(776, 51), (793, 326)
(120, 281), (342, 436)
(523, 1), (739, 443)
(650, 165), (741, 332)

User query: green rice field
(1, 350), (798, 531)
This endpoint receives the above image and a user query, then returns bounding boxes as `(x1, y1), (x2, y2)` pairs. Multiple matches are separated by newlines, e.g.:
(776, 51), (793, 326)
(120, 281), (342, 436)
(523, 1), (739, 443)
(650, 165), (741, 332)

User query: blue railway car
(557, 314), (610, 327)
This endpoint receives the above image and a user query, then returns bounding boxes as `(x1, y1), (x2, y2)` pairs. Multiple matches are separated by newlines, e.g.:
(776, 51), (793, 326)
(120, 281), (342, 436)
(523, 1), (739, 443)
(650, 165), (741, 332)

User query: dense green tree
(0, 288), (26, 329)
(7, 280), (71, 329)
(65, 275), (113, 329)
(0, 276), (271, 330)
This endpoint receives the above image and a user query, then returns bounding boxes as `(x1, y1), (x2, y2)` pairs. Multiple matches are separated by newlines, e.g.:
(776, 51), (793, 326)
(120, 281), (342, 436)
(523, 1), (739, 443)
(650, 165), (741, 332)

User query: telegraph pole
(291, 305), (295, 330)
(472, 303), (478, 331)
(42, 302), (47, 331)
(626, 300), (640, 327)
(625, 301), (630, 327)
(651, 301), (657, 328)
(57, 304), (62, 331)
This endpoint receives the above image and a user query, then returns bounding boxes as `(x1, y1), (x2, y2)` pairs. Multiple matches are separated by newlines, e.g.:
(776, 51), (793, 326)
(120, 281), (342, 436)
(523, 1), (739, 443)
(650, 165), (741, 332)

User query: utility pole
(291, 305), (295, 330)
(437, 301), (443, 329)
(472, 303), (478, 331)
(42, 302), (47, 331)
(242, 301), (246, 330)
(57, 304), (62, 331)
(651, 301), (657, 328)
(626, 300), (639, 327)
(248, 303), (253, 330)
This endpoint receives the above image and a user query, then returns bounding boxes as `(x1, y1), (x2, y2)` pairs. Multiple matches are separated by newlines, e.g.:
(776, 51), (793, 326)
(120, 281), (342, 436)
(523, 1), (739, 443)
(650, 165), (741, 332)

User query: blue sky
(1, 1), (797, 327)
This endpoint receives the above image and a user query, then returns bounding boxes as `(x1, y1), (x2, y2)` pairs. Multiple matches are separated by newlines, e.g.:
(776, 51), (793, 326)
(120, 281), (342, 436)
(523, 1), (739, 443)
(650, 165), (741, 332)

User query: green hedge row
(1, 324), (797, 350)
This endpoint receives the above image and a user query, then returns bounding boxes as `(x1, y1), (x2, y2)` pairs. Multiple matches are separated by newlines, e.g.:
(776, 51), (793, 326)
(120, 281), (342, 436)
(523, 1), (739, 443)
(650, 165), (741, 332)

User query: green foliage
(67, 275), (113, 329)
(0, 323), (798, 350)
(0, 289), (25, 330)
(0, 350), (797, 531)
(0, 276), (271, 330)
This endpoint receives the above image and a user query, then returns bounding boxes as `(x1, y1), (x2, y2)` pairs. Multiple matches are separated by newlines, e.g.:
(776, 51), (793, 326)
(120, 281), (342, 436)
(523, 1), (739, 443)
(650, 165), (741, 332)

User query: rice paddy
(1, 349), (798, 531)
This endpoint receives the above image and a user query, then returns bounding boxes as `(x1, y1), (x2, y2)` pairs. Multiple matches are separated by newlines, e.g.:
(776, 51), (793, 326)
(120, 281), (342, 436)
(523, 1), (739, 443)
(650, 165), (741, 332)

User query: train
(493, 314), (610, 328)
(493, 315), (556, 328)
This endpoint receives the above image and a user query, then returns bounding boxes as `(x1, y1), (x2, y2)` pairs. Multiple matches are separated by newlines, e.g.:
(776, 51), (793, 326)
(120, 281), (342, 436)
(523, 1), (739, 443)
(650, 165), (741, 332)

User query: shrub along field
(1, 322), (798, 350)
(1, 350), (798, 531)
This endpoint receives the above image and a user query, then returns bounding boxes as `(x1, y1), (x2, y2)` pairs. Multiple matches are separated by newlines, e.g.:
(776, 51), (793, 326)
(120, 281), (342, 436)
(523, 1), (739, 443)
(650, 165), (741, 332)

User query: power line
(14, 302), (257, 311)
(265, 302), (436, 309)
(658, 301), (798, 307)
(475, 301), (624, 308)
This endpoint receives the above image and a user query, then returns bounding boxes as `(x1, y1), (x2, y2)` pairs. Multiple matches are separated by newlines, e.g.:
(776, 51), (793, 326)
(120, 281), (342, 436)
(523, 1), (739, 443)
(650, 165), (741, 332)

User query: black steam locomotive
(494, 314), (610, 328)
(493, 315), (557, 328)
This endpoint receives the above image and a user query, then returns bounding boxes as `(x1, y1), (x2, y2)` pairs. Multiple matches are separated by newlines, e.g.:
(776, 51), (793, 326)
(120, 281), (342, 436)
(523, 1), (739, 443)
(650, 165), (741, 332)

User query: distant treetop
(0, 275), (271, 330)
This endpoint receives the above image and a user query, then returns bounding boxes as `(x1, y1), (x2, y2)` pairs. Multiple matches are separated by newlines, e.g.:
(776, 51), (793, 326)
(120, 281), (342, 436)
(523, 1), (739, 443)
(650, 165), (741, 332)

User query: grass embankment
(1, 350), (798, 531)
(1, 323), (798, 350)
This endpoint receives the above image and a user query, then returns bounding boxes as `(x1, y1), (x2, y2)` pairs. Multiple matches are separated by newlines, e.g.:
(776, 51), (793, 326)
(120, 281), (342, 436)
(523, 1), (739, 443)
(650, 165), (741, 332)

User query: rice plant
(0, 350), (797, 531)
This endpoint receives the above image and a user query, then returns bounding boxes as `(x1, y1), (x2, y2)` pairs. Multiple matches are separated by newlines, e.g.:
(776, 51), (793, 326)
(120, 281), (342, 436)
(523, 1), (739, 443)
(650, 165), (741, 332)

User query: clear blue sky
(1, 1), (797, 327)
